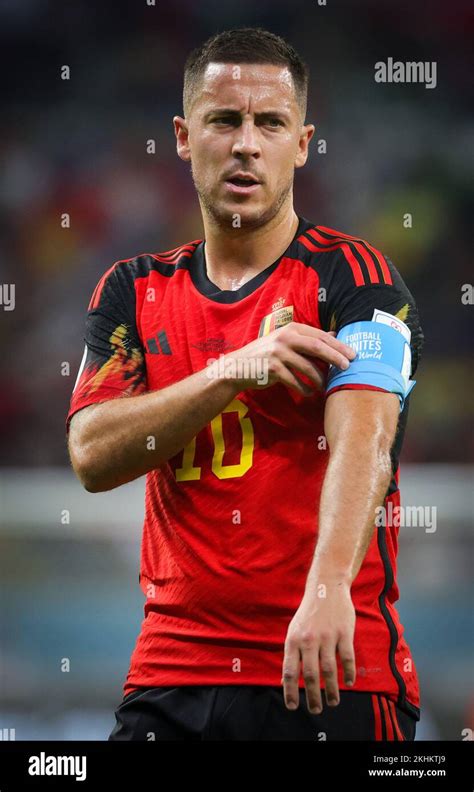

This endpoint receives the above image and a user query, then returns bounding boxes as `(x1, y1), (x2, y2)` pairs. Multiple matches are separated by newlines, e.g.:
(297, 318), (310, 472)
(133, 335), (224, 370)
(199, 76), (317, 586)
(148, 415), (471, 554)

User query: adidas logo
(146, 329), (171, 355)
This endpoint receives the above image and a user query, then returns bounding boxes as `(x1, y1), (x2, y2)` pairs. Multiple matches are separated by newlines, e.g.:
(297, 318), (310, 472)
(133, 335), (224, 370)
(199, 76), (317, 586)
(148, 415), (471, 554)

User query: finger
(290, 335), (355, 370)
(319, 644), (340, 707)
(337, 635), (356, 687)
(286, 323), (356, 362)
(315, 334), (357, 363)
(301, 646), (322, 714)
(281, 641), (301, 710)
(317, 331), (356, 359)
(282, 350), (326, 389)
(275, 365), (314, 397)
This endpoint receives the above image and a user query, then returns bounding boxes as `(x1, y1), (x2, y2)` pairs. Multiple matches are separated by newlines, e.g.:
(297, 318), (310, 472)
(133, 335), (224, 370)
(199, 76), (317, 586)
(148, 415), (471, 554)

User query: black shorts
(108, 685), (417, 741)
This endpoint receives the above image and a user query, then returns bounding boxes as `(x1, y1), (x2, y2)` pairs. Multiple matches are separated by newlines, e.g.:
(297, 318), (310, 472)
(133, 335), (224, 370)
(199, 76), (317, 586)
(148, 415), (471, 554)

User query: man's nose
(231, 120), (261, 158)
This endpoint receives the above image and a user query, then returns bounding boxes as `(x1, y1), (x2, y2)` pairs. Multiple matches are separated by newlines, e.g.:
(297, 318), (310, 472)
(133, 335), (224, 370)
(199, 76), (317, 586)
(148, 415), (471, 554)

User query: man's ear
(173, 116), (191, 162)
(295, 123), (316, 169)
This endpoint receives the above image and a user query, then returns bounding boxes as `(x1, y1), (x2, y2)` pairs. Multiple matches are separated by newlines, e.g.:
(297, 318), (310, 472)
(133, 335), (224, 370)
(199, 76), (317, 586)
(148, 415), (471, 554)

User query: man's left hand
(281, 583), (357, 714)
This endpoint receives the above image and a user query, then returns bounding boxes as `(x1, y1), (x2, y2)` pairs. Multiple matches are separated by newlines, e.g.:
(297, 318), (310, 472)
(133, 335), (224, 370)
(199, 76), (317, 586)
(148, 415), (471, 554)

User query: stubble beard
(190, 163), (294, 231)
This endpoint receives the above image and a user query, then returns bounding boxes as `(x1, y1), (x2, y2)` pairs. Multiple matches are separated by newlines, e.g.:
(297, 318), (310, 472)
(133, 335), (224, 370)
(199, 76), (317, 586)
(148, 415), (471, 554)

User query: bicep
(324, 389), (400, 452)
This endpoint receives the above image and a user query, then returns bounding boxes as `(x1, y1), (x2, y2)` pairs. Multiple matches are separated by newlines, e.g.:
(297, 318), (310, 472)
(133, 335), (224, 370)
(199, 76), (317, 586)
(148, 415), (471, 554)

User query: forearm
(69, 366), (240, 492)
(304, 443), (392, 597)
(303, 392), (398, 596)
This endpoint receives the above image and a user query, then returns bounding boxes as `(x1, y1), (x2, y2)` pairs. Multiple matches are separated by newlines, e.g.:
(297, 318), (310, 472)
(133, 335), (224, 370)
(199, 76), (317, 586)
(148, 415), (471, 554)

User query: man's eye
(266, 118), (283, 127)
(212, 117), (235, 125)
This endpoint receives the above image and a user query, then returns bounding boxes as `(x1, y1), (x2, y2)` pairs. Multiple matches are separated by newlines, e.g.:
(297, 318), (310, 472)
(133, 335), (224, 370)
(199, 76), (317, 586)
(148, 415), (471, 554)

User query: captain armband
(326, 309), (416, 412)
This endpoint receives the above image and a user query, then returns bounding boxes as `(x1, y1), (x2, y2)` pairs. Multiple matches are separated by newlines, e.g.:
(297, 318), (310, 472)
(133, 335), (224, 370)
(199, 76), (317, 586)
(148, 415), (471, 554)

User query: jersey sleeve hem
(325, 383), (391, 398)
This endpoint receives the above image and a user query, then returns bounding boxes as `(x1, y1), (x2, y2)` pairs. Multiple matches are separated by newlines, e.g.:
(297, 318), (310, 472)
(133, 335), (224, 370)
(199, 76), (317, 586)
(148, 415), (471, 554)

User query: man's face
(174, 63), (315, 228)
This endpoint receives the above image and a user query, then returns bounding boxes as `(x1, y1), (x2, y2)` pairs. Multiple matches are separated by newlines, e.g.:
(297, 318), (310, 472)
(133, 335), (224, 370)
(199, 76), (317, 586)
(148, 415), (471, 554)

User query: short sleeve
(66, 262), (147, 434)
(320, 251), (424, 382)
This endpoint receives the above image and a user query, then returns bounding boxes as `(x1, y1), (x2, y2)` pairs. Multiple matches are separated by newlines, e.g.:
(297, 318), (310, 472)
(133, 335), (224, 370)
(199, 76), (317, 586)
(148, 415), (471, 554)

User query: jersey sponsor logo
(258, 305), (294, 337)
(146, 329), (171, 355)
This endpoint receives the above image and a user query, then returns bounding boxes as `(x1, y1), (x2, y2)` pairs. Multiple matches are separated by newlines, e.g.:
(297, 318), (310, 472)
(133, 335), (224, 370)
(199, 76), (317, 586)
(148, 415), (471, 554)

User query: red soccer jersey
(66, 216), (424, 720)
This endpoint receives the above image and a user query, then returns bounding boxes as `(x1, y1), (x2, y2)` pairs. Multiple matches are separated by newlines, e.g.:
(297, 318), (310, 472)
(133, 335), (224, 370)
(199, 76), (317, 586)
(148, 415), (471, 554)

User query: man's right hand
(216, 322), (357, 396)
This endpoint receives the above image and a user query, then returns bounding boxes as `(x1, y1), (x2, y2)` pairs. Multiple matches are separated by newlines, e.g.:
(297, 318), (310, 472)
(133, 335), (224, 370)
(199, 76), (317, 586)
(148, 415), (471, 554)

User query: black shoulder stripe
(298, 229), (377, 287)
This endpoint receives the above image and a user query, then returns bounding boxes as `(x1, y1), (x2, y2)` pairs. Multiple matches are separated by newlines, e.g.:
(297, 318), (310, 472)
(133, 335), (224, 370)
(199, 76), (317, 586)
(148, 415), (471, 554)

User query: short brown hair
(183, 27), (309, 120)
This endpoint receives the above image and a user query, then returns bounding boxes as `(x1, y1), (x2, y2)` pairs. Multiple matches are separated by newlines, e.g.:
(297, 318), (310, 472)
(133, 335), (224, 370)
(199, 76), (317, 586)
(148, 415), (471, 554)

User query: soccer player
(66, 28), (424, 741)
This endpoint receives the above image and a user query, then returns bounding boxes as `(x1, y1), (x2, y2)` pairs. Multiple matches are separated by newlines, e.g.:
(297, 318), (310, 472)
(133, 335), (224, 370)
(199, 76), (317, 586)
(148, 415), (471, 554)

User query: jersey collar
(187, 214), (314, 303)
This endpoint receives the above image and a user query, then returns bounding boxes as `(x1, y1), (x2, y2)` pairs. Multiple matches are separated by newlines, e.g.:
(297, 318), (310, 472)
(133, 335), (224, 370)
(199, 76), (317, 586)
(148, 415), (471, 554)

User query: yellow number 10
(175, 397), (254, 481)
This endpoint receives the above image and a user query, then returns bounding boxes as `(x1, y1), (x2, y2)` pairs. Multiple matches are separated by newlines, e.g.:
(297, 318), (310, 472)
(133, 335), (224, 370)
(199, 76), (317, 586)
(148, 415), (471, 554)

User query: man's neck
(201, 204), (300, 292)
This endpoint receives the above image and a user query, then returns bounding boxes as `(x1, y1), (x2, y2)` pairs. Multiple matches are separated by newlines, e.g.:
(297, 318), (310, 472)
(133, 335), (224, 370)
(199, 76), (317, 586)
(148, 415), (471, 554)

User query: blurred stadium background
(0, 0), (472, 740)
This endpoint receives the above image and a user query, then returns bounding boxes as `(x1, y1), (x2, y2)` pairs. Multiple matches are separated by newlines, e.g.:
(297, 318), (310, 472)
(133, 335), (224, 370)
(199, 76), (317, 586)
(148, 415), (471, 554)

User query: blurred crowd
(0, 0), (472, 465)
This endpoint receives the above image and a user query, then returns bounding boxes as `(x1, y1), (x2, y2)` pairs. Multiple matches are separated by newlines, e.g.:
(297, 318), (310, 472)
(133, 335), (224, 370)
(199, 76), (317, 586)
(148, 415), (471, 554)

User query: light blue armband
(326, 319), (416, 411)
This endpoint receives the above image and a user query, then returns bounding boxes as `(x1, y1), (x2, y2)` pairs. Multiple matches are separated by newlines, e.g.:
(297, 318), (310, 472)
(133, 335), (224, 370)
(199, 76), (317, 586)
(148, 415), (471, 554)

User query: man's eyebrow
(203, 108), (291, 121)
(203, 108), (241, 119)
